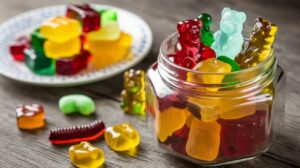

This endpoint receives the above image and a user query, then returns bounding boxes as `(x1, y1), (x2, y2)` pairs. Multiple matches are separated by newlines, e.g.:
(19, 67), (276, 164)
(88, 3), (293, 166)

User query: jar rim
(159, 32), (275, 76)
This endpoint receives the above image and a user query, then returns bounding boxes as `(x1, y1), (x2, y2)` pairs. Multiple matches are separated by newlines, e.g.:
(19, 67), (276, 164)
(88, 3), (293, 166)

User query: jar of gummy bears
(145, 30), (286, 165)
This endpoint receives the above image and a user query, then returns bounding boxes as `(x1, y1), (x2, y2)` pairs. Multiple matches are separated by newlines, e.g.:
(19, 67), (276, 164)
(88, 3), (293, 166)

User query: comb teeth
(49, 120), (105, 145)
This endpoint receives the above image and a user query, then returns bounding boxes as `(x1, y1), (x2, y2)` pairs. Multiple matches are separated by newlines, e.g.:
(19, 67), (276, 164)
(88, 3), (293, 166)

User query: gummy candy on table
(185, 119), (221, 161)
(49, 120), (105, 145)
(56, 50), (90, 75)
(99, 9), (118, 26)
(155, 107), (189, 142)
(44, 37), (81, 59)
(16, 104), (45, 130)
(105, 123), (140, 151)
(174, 19), (203, 69)
(235, 18), (278, 69)
(59, 94), (95, 116)
(40, 16), (81, 43)
(87, 24), (132, 69)
(120, 69), (146, 115)
(66, 4), (100, 33)
(219, 110), (270, 157)
(69, 141), (105, 168)
(25, 49), (55, 75)
(211, 7), (246, 59)
(198, 13), (214, 47)
(9, 36), (30, 61)
(31, 29), (46, 54)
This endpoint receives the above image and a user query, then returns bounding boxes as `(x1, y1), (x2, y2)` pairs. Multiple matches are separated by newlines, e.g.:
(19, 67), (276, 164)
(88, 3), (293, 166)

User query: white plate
(0, 4), (152, 86)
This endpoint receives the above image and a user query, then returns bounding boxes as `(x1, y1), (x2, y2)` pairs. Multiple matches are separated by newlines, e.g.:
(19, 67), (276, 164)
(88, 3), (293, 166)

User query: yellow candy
(185, 119), (221, 161)
(40, 16), (81, 43)
(69, 141), (105, 168)
(44, 37), (81, 58)
(155, 107), (188, 142)
(87, 22), (120, 41)
(105, 124), (139, 151)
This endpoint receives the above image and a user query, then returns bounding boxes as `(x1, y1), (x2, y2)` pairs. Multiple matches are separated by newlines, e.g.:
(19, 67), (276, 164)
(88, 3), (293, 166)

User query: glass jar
(145, 32), (286, 165)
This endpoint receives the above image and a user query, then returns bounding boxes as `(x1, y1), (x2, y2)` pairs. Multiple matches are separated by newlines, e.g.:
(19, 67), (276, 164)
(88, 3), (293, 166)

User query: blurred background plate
(0, 4), (152, 86)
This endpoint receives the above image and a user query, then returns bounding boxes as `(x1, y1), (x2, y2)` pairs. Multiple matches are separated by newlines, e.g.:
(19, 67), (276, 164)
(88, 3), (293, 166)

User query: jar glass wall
(145, 32), (286, 165)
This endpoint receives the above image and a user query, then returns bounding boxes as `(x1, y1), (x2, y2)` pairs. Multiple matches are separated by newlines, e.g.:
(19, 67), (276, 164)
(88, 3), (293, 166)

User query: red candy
(169, 125), (190, 155)
(219, 110), (270, 157)
(49, 120), (105, 145)
(56, 50), (90, 75)
(66, 4), (100, 32)
(9, 36), (30, 61)
(174, 19), (216, 69)
(158, 94), (187, 111)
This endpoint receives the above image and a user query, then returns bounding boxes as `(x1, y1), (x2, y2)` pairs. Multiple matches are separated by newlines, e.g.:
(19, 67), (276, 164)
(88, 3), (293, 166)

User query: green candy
(198, 13), (214, 47)
(31, 29), (46, 54)
(217, 56), (240, 72)
(99, 9), (118, 26)
(25, 49), (55, 75)
(59, 94), (96, 116)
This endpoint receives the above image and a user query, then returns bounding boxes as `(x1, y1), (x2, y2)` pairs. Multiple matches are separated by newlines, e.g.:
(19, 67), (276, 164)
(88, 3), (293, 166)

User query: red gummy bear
(9, 36), (30, 61)
(66, 4), (100, 33)
(174, 19), (216, 69)
(219, 110), (270, 158)
(56, 50), (90, 75)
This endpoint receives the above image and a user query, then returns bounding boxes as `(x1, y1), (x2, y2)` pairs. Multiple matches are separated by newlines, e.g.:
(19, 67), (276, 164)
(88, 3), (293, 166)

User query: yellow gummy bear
(155, 107), (188, 142)
(40, 16), (81, 43)
(44, 37), (81, 58)
(87, 23), (132, 69)
(104, 124), (140, 151)
(69, 141), (105, 168)
(185, 119), (221, 161)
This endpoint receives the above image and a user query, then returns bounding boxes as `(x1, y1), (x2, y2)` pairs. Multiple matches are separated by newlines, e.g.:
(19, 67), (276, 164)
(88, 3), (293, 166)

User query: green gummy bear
(99, 9), (118, 26)
(198, 13), (214, 47)
(25, 49), (55, 75)
(31, 29), (46, 54)
(59, 94), (96, 116)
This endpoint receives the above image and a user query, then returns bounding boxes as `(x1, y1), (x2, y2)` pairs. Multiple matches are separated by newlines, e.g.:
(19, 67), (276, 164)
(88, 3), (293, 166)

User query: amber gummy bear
(16, 104), (45, 130)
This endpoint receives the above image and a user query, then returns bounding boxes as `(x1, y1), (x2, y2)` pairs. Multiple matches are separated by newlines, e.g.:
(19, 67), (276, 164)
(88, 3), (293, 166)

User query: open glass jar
(145, 32), (286, 165)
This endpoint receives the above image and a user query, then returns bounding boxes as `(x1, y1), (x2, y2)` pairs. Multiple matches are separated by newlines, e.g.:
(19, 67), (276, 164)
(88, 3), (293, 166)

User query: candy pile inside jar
(9, 4), (132, 76)
(149, 7), (278, 162)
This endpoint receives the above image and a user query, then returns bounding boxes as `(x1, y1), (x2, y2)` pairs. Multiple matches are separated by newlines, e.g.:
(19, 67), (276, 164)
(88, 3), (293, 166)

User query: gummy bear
(174, 19), (202, 69)
(198, 13), (214, 47)
(99, 9), (118, 26)
(44, 37), (81, 59)
(31, 29), (46, 54)
(40, 16), (81, 43)
(185, 119), (221, 161)
(211, 7), (246, 59)
(219, 110), (270, 157)
(59, 94), (95, 116)
(66, 4), (100, 33)
(105, 124), (140, 151)
(235, 18), (278, 69)
(56, 50), (90, 75)
(87, 23), (132, 69)
(69, 141), (105, 168)
(217, 56), (240, 71)
(168, 125), (190, 155)
(120, 69), (146, 115)
(25, 49), (55, 75)
(16, 104), (45, 130)
(49, 120), (105, 145)
(9, 36), (30, 61)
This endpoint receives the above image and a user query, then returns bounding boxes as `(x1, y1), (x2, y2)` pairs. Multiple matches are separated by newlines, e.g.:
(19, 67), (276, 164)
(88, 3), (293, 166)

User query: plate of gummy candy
(0, 4), (152, 86)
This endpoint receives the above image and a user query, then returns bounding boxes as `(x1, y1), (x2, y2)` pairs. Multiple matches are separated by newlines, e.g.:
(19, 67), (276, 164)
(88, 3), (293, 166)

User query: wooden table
(0, 0), (299, 167)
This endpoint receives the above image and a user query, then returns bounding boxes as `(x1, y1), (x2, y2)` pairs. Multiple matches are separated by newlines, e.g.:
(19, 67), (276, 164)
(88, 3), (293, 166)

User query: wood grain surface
(0, 0), (299, 167)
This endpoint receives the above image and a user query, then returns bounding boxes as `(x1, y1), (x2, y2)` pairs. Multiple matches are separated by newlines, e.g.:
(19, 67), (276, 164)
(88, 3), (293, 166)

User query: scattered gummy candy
(105, 123), (140, 151)
(16, 104), (45, 130)
(69, 141), (105, 168)
(9, 36), (30, 61)
(120, 69), (146, 115)
(59, 94), (95, 116)
(49, 120), (105, 145)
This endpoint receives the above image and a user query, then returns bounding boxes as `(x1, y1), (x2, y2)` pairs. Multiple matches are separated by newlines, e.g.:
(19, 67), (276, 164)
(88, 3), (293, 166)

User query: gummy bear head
(251, 18), (278, 44)
(198, 13), (212, 27)
(123, 69), (145, 93)
(220, 7), (246, 35)
(177, 19), (202, 46)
